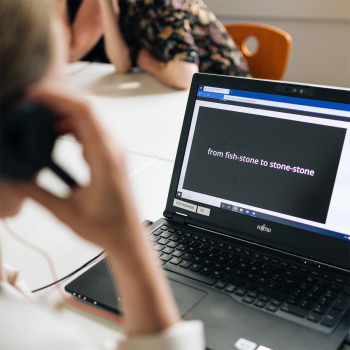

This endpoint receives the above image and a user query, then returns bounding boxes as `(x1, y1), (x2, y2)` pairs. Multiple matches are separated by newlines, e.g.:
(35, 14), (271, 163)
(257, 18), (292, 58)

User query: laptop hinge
(171, 212), (187, 225)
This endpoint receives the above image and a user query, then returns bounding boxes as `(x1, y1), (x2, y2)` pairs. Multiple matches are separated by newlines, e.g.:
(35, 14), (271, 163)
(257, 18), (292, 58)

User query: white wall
(206, 1), (350, 88)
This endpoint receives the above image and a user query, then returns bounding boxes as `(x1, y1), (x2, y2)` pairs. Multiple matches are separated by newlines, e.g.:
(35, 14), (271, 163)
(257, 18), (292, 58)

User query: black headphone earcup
(0, 103), (57, 181)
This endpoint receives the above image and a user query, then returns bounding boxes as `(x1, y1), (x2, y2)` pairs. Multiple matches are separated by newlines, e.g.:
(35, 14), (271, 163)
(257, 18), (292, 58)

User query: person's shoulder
(0, 284), (96, 350)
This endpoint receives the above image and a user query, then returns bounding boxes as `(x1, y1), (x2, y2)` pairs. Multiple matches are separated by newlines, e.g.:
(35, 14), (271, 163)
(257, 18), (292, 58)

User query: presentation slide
(183, 106), (346, 224)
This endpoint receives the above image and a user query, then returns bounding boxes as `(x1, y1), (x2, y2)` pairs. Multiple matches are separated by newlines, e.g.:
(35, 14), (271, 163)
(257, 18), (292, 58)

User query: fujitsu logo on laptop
(257, 224), (272, 233)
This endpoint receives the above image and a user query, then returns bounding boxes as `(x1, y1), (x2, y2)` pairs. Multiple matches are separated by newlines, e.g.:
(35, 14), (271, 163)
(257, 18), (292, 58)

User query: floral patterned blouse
(119, 0), (250, 76)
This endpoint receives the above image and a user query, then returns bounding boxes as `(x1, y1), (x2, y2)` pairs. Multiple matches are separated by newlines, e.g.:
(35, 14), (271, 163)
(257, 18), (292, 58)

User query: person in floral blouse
(63, 0), (250, 89)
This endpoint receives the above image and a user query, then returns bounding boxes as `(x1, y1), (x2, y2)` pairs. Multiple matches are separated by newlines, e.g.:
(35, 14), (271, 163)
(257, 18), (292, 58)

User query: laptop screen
(175, 84), (350, 242)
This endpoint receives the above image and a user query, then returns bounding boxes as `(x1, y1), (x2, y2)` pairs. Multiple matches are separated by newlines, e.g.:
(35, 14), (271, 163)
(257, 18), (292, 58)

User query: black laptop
(66, 74), (350, 350)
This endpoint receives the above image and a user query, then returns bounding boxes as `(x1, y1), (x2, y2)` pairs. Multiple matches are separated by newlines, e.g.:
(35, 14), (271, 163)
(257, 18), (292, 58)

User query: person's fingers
(19, 183), (75, 222)
(28, 86), (117, 179)
(29, 87), (106, 149)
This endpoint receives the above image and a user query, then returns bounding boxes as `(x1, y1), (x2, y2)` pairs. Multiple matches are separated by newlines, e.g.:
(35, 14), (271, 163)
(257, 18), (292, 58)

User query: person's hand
(111, 0), (120, 16)
(98, 0), (120, 17)
(21, 87), (142, 250)
(137, 48), (165, 75)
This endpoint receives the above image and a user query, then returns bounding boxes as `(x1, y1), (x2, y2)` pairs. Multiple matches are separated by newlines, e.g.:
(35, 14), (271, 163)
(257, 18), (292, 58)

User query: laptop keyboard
(150, 224), (350, 330)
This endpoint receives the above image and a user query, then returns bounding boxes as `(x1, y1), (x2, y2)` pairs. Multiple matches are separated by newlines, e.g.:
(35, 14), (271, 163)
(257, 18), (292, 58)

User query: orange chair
(225, 23), (292, 80)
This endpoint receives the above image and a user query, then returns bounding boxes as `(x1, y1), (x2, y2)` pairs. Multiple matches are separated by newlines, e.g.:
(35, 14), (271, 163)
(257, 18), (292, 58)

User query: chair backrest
(225, 23), (292, 80)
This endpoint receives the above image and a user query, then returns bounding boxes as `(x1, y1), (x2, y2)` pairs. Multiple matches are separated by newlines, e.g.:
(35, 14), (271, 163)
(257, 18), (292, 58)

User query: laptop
(66, 74), (350, 350)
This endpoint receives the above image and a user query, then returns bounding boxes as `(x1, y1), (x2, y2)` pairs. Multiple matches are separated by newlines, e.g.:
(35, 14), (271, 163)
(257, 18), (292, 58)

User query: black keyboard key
(305, 293), (320, 302)
(300, 301), (315, 310)
(321, 309), (342, 327)
(200, 267), (213, 276)
(330, 283), (344, 293)
(323, 274), (335, 281)
(254, 300), (266, 308)
(196, 250), (208, 258)
(335, 277), (348, 285)
(311, 286), (326, 295)
(168, 228), (176, 233)
(333, 295), (349, 311)
(176, 244), (186, 251)
(190, 264), (202, 272)
(313, 305), (327, 314)
(266, 305), (278, 312)
(167, 241), (178, 248)
(319, 297), (333, 307)
(179, 260), (192, 268)
(305, 276), (318, 284)
(242, 296), (254, 304)
(211, 271), (223, 279)
(222, 275), (234, 283)
(207, 253), (217, 261)
(172, 250), (184, 258)
(286, 297), (301, 306)
(157, 238), (169, 245)
(245, 282), (258, 291)
(215, 282), (227, 290)
(186, 247), (198, 255)
(154, 244), (165, 251)
(247, 291), (259, 298)
(235, 279), (246, 287)
(257, 287), (288, 301)
(271, 299), (282, 306)
(160, 225), (168, 230)
(189, 240), (200, 248)
(258, 296), (270, 303)
(324, 290), (338, 300)
(162, 247), (174, 255)
(160, 254), (172, 262)
(307, 312), (323, 323)
(235, 288), (247, 296)
(213, 263), (225, 271)
(281, 303), (309, 318)
(193, 256), (203, 264)
(311, 271), (321, 277)
(169, 257), (182, 265)
(182, 253), (193, 261)
(164, 263), (217, 285)
(317, 280), (330, 288)
(153, 228), (163, 236)
(160, 231), (172, 239)
(225, 284), (237, 293)
(203, 259), (214, 268)
(168, 234), (180, 241)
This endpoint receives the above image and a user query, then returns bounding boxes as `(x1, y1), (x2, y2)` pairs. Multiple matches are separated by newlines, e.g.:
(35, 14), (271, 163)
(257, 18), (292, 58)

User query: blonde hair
(0, 0), (56, 105)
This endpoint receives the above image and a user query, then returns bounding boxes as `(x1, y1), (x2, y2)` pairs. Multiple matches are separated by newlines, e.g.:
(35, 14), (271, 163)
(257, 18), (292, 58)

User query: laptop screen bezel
(164, 73), (350, 271)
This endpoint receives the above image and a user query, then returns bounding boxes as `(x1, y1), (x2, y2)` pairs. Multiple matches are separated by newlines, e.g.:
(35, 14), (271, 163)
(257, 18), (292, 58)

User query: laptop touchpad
(168, 278), (207, 317)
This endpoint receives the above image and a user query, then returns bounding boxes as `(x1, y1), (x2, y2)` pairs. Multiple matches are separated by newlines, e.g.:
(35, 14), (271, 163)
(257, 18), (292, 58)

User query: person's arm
(21, 88), (180, 336)
(97, 0), (131, 73)
(58, 0), (104, 62)
(137, 48), (198, 90)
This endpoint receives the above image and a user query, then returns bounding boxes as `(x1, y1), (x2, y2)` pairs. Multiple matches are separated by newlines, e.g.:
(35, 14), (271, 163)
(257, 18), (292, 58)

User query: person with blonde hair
(0, 1), (204, 349)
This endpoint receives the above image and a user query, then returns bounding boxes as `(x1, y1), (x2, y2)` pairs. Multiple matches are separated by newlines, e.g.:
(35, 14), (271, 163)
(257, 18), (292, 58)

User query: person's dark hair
(0, 0), (55, 107)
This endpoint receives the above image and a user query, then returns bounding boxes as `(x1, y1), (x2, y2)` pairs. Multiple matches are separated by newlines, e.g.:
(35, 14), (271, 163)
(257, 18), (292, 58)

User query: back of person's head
(0, 0), (56, 107)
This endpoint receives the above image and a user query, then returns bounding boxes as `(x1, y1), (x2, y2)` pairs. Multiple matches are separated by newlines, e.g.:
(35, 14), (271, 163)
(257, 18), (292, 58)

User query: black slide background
(183, 106), (346, 223)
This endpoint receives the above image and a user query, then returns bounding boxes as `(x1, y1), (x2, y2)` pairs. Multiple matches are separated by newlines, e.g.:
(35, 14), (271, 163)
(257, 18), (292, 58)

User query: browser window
(176, 85), (350, 241)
